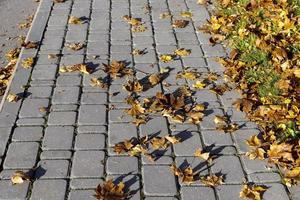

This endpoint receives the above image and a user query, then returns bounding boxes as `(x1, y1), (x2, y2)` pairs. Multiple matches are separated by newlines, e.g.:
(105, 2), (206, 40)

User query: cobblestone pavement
(0, 0), (298, 199)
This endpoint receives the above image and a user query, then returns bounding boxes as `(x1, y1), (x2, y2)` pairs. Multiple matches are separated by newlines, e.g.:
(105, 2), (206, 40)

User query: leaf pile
(114, 135), (180, 161)
(201, 0), (300, 185)
(124, 86), (205, 124)
(94, 179), (127, 200)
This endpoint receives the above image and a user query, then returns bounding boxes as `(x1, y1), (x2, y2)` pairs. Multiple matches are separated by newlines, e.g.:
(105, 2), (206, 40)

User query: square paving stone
(47, 111), (77, 125)
(52, 87), (80, 104)
(28, 86), (53, 98)
(56, 75), (82, 86)
(108, 123), (137, 146)
(71, 151), (105, 178)
(40, 150), (72, 160)
(106, 156), (139, 174)
(0, 180), (29, 200)
(42, 126), (74, 150)
(0, 127), (11, 157)
(142, 165), (177, 196)
(74, 133), (106, 150)
(68, 190), (95, 200)
(181, 186), (216, 200)
(201, 130), (233, 146)
(70, 178), (103, 190)
(211, 155), (245, 184)
(19, 99), (49, 118)
(30, 180), (67, 200)
(12, 126), (43, 142)
(36, 160), (69, 179)
(3, 142), (39, 169)
(81, 92), (107, 104)
(172, 130), (203, 156)
(78, 105), (107, 125)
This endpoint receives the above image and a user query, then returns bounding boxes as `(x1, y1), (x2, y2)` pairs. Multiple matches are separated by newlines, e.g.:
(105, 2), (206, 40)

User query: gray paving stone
(211, 155), (245, 184)
(36, 159), (69, 179)
(47, 111), (77, 125)
(68, 190), (95, 200)
(145, 197), (177, 200)
(217, 185), (242, 200)
(56, 75), (82, 86)
(19, 99), (49, 118)
(28, 86), (53, 98)
(201, 130), (233, 146)
(78, 105), (107, 125)
(40, 150), (72, 160)
(30, 179), (67, 200)
(71, 151), (105, 178)
(4, 142), (39, 169)
(74, 133), (106, 150)
(109, 109), (132, 123)
(142, 165), (177, 196)
(108, 123), (137, 146)
(240, 156), (273, 174)
(106, 156), (139, 174)
(12, 126), (43, 142)
(140, 117), (169, 137)
(52, 86), (80, 104)
(172, 130), (203, 156)
(263, 183), (290, 200)
(51, 104), (78, 111)
(181, 186), (216, 200)
(70, 178), (103, 190)
(0, 180), (29, 200)
(77, 125), (107, 134)
(0, 127), (11, 157)
(42, 126), (74, 150)
(16, 118), (46, 126)
(249, 172), (282, 183)
(81, 92), (107, 104)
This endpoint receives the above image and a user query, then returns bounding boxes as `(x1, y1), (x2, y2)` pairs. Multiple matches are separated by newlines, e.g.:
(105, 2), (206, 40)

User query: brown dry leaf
(90, 77), (108, 88)
(132, 116), (148, 126)
(150, 137), (168, 150)
(180, 11), (193, 18)
(240, 183), (267, 200)
(39, 106), (49, 113)
(21, 41), (38, 49)
(60, 64), (92, 74)
(174, 48), (191, 57)
(246, 135), (262, 147)
(267, 143), (294, 165)
(7, 93), (20, 102)
(176, 70), (200, 80)
(192, 81), (206, 89)
(165, 135), (180, 144)
(6, 48), (20, 61)
(11, 171), (31, 185)
(68, 16), (82, 24)
(284, 167), (300, 187)
(160, 12), (171, 19)
(132, 48), (145, 56)
(210, 83), (231, 95)
(246, 147), (266, 160)
(123, 79), (143, 93)
(66, 42), (84, 51)
(48, 54), (57, 59)
(103, 60), (133, 79)
(194, 148), (210, 161)
(131, 24), (148, 32)
(233, 98), (254, 113)
(159, 54), (174, 63)
(114, 139), (135, 154)
(22, 57), (34, 69)
(172, 20), (189, 28)
(201, 174), (224, 187)
(125, 98), (145, 117)
(122, 15), (142, 26)
(148, 73), (162, 86)
(94, 179), (127, 200)
(197, 0), (207, 5)
(128, 144), (148, 156)
(170, 163), (194, 184)
(0, 62), (15, 96)
(214, 115), (228, 125)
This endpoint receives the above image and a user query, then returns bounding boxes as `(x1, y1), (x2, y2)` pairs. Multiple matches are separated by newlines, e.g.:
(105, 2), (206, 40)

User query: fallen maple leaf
(11, 171), (31, 185)
(94, 179), (127, 200)
(21, 57), (34, 69)
(240, 183), (267, 200)
(201, 174), (224, 187)
(59, 64), (92, 74)
(170, 163), (194, 184)
(68, 16), (82, 24)
(66, 42), (84, 51)
(172, 20), (189, 28)
(174, 48), (191, 57)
